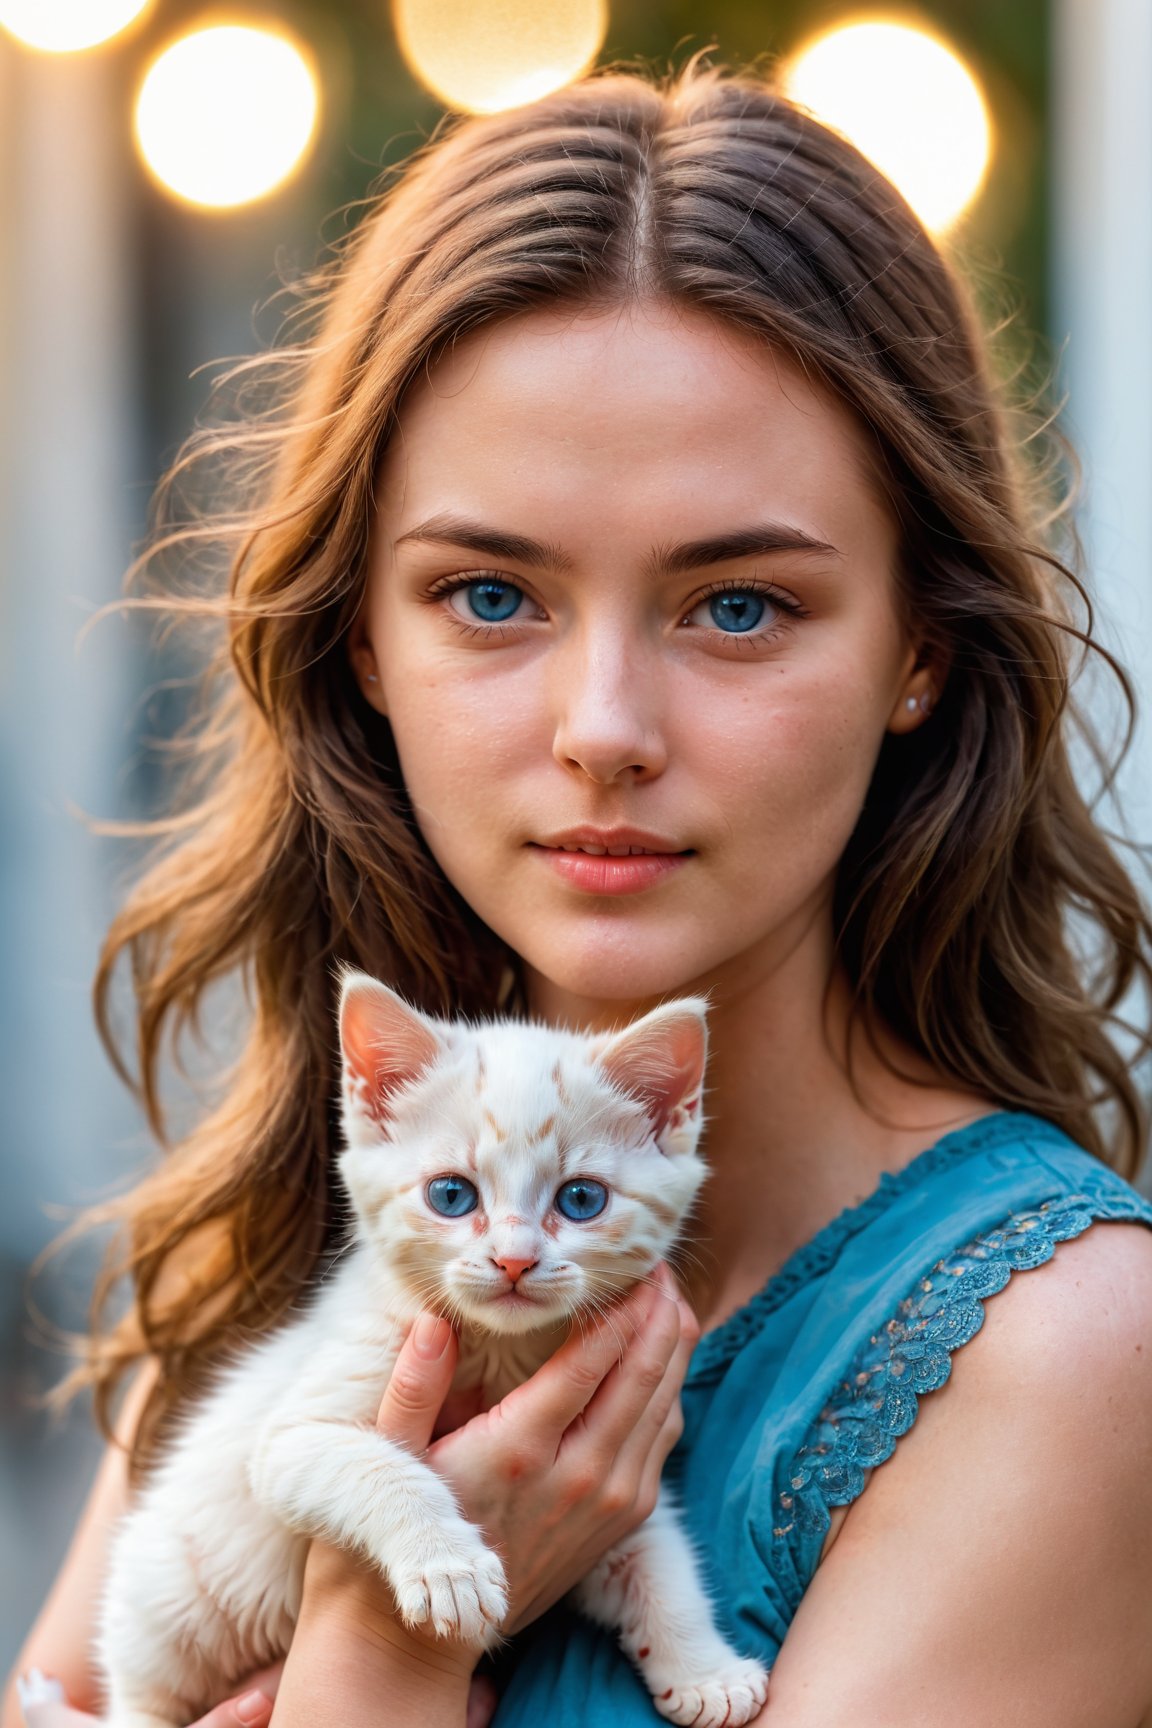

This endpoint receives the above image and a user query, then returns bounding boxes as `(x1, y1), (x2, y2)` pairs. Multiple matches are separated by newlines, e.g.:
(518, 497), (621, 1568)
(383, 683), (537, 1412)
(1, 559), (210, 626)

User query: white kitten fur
(97, 976), (769, 1728)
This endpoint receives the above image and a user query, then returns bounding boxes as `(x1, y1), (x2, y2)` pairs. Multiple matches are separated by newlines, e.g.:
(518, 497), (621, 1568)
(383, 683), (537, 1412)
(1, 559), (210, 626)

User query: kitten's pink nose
(492, 1255), (538, 1285)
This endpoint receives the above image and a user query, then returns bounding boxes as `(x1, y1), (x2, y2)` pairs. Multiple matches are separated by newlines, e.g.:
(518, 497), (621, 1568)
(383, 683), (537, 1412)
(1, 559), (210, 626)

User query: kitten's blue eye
(426, 1175), (479, 1217)
(707, 591), (766, 633)
(555, 1179), (609, 1221)
(454, 579), (524, 623)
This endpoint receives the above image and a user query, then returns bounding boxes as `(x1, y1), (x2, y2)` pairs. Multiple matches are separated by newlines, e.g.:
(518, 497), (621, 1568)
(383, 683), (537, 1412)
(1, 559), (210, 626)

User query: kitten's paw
(391, 1537), (508, 1645)
(649, 1656), (770, 1728)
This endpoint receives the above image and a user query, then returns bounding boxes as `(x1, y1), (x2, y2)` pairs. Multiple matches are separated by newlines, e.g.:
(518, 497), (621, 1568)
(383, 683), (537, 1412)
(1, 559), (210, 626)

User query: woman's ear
(887, 643), (948, 735)
(347, 613), (387, 714)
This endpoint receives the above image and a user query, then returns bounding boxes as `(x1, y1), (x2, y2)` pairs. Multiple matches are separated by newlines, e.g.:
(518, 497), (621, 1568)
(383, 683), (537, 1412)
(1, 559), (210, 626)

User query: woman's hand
(423, 1263), (698, 1634)
(282, 1264), (697, 1726)
(306, 1264), (697, 1645)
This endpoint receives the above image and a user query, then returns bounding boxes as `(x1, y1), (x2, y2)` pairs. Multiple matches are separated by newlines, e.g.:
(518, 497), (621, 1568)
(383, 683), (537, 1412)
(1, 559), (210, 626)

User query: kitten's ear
(338, 972), (445, 1138)
(596, 998), (709, 1157)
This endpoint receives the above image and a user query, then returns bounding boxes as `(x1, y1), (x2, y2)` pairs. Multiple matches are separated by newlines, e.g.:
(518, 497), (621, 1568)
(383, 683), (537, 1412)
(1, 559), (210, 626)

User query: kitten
(97, 974), (769, 1728)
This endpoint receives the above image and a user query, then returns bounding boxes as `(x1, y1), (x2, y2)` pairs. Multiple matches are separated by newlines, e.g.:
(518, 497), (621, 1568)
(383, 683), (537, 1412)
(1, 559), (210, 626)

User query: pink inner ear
(340, 979), (443, 1133)
(598, 1009), (707, 1138)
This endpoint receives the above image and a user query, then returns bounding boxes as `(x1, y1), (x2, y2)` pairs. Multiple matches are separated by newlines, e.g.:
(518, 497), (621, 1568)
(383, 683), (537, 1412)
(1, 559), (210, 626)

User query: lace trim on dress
(689, 1112), (1068, 1381)
(771, 1188), (1152, 1548)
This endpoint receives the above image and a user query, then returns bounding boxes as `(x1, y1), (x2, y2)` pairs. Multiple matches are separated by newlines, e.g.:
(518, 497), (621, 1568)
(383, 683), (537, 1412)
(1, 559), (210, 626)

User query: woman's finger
(556, 1274), (683, 1467)
(374, 1312), (460, 1450)
(433, 1381), (487, 1439)
(465, 1672), (500, 1728)
(13, 1684), (276, 1728)
(602, 1283), (697, 1480)
(14, 1664), (285, 1728)
(496, 1271), (659, 1438)
(189, 1685), (276, 1727)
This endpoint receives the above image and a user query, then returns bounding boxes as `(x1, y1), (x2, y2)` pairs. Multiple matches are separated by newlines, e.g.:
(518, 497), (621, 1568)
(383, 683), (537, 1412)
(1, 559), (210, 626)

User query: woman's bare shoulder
(760, 1219), (1152, 1727)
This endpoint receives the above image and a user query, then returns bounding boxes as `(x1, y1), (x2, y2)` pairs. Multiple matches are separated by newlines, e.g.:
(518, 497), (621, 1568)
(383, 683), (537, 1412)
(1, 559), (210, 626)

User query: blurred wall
(0, 40), (143, 1658)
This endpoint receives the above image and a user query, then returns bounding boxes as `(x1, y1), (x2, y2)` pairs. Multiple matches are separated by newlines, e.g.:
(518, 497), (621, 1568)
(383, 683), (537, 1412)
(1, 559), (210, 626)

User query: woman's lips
(530, 844), (690, 896)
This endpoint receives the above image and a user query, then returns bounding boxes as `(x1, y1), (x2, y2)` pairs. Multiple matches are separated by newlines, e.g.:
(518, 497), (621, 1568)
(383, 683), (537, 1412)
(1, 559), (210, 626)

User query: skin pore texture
(350, 299), (993, 1345)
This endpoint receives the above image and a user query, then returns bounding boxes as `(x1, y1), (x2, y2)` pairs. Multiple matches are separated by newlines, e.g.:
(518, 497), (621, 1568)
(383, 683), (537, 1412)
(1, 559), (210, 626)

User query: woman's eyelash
(689, 579), (811, 621)
(426, 571), (515, 597)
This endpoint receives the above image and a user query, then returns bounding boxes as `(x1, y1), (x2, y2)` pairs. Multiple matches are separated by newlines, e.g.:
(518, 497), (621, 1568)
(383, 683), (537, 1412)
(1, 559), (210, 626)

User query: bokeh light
(782, 19), (992, 233)
(0, 0), (151, 53)
(134, 25), (319, 211)
(394, 0), (607, 114)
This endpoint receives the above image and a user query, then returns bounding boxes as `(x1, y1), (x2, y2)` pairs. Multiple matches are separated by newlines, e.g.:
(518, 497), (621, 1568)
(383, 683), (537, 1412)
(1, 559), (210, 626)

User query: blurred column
(1051, 0), (1152, 840)
(0, 30), (146, 1675)
(0, 36), (142, 1263)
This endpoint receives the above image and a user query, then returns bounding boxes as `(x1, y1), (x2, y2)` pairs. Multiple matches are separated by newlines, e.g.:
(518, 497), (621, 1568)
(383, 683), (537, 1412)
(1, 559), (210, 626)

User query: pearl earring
(366, 675), (378, 684)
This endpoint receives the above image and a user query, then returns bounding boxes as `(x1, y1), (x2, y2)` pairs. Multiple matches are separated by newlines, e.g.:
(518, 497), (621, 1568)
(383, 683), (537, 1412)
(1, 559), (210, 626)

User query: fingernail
(413, 1312), (451, 1359)
(235, 1689), (272, 1724)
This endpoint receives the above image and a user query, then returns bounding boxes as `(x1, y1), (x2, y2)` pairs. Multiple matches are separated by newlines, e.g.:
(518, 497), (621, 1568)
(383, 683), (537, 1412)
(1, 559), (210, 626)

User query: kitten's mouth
(478, 1280), (568, 1319)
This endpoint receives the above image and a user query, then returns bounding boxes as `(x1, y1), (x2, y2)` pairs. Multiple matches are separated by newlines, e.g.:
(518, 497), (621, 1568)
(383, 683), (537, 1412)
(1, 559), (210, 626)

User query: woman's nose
(550, 633), (667, 785)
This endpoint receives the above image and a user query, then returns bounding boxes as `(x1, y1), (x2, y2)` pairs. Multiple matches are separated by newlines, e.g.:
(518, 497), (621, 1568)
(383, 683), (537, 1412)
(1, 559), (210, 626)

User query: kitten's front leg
(573, 1490), (770, 1728)
(249, 1418), (507, 1647)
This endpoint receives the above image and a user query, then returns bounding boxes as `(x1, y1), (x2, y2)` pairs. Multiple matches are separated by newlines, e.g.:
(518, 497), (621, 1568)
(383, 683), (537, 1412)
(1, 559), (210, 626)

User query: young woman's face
(353, 303), (932, 1010)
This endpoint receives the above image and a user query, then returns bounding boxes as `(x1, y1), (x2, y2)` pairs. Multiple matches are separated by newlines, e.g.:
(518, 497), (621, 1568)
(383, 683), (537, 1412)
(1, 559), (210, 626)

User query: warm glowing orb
(393, 0), (607, 114)
(782, 19), (992, 232)
(0, 0), (151, 53)
(134, 25), (319, 211)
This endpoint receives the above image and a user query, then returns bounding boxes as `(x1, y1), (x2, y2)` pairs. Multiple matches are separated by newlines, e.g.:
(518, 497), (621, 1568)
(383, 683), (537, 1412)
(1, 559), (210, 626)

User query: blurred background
(1, 0), (1149, 1681)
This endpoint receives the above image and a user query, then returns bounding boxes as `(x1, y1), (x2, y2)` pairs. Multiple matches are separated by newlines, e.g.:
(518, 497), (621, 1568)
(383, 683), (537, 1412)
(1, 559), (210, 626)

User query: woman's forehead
(376, 301), (896, 564)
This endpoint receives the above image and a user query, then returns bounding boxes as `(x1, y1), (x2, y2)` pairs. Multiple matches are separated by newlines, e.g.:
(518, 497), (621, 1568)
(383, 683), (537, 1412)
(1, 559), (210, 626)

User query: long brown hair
(65, 61), (1152, 1468)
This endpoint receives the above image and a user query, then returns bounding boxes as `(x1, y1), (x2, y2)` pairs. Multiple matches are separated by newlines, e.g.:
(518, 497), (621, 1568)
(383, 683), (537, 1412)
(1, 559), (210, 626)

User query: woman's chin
(518, 937), (715, 1009)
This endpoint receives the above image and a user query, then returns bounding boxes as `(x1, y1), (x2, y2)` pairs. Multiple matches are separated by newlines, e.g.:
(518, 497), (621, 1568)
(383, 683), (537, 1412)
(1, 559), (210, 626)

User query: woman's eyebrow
(394, 512), (573, 572)
(394, 512), (841, 573)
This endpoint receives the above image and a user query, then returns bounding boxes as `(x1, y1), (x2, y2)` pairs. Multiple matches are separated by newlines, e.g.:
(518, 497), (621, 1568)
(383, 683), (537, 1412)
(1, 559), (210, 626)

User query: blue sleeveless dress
(492, 1111), (1152, 1724)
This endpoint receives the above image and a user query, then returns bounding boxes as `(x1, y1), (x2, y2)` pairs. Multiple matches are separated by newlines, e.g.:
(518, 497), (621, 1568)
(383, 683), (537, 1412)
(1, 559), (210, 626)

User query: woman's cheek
(389, 659), (538, 808)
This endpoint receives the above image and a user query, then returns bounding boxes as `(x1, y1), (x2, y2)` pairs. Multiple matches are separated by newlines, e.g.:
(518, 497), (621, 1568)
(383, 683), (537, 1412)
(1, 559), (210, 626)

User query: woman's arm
(755, 1223), (1152, 1727)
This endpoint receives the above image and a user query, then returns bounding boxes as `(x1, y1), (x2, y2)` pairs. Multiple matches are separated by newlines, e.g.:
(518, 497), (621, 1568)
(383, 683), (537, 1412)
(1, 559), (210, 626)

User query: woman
(8, 62), (1152, 1728)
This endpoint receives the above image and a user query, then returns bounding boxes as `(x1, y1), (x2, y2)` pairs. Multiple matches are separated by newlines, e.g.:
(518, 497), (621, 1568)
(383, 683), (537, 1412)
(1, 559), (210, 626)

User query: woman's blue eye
(426, 1175), (479, 1217)
(707, 591), (766, 633)
(455, 579), (523, 623)
(555, 1178), (609, 1221)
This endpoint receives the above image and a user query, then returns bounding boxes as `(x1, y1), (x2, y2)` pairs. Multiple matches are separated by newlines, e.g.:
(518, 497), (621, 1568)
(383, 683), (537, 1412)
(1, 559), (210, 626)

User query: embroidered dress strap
(772, 1185), (1152, 1550)
(756, 1143), (1152, 1617)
